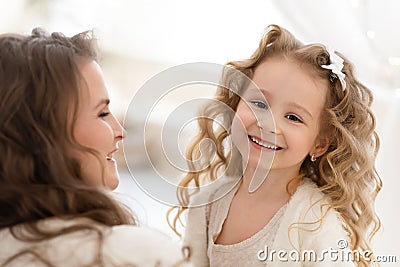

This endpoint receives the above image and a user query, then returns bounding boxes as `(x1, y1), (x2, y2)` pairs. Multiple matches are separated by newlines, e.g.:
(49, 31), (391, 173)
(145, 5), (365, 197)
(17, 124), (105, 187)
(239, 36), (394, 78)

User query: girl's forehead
(252, 59), (328, 92)
(243, 60), (328, 114)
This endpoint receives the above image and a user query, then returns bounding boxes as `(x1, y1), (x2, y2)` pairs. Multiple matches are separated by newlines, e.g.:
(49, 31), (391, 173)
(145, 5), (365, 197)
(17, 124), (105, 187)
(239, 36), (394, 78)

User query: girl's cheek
(237, 106), (254, 125)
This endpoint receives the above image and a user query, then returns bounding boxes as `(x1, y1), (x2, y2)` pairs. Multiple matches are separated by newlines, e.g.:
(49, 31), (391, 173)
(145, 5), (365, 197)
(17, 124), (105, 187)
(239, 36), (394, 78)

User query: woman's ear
(311, 136), (330, 158)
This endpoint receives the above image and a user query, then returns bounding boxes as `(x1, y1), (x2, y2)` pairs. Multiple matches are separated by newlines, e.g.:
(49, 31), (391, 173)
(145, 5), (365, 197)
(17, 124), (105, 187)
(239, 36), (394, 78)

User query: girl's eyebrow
(246, 87), (272, 99)
(287, 102), (313, 118)
(94, 98), (110, 110)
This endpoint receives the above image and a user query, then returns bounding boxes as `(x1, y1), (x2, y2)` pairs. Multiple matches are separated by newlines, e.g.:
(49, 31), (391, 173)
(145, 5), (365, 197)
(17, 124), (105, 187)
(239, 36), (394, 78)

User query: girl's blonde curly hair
(169, 24), (381, 267)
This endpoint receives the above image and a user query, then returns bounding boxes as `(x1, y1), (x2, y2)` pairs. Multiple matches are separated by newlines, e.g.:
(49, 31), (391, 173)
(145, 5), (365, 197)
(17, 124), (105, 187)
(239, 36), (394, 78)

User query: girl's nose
(256, 110), (280, 135)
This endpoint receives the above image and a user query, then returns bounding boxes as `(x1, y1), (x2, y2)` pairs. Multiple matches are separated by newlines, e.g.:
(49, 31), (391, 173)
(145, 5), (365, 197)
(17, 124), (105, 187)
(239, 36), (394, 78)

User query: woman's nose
(112, 115), (125, 140)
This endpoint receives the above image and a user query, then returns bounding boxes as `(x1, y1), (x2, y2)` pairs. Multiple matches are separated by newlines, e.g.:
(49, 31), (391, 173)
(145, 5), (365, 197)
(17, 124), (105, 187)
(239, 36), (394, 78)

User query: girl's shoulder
(272, 180), (354, 266)
(282, 178), (350, 245)
(287, 178), (342, 222)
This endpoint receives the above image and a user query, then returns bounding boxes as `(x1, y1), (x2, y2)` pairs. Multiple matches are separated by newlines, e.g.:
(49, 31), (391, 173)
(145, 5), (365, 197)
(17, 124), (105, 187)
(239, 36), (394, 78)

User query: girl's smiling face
(72, 60), (124, 190)
(231, 57), (329, 176)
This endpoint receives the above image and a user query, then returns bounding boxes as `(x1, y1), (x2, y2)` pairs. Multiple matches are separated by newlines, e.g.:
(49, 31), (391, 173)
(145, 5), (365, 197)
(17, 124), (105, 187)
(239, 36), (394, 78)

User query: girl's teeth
(250, 136), (279, 150)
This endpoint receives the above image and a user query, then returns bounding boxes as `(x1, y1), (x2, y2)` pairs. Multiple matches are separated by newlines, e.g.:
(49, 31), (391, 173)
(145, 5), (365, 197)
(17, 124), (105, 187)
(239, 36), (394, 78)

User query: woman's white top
(0, 217), (191, 267)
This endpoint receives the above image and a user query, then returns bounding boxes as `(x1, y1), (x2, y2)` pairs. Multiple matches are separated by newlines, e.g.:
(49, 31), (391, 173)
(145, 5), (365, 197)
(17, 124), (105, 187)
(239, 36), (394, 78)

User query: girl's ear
(311, 136), (330, 158)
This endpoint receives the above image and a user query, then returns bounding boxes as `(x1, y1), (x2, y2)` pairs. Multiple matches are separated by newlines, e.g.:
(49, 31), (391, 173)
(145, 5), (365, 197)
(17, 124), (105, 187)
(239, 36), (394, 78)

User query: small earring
(311, 154), (317, 162)
(257, 122), (262, 129)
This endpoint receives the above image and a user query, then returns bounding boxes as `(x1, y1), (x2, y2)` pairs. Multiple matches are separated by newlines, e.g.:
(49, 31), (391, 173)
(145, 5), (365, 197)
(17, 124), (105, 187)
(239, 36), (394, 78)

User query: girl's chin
(245, 153), (274, 167)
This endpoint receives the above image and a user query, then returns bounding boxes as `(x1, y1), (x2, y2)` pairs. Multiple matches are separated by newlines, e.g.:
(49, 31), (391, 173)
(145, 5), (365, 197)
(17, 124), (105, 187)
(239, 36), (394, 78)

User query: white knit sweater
(183, 176), (356, 267)
(0, 217), (191, 267)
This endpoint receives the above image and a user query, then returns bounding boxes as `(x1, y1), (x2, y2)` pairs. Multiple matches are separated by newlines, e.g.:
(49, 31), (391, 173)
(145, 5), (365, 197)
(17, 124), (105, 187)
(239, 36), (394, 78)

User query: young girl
(0, 29), (191, 266)
(171, 25), (381, 266)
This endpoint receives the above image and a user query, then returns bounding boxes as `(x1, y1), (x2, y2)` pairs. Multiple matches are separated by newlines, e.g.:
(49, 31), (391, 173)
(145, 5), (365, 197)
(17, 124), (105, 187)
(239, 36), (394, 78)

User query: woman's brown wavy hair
(0, 28), (135, 266)
(169, 24), (381, 266)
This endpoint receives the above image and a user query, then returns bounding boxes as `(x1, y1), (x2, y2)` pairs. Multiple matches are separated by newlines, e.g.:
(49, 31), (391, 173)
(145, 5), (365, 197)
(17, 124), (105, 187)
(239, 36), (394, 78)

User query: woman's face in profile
(72, 60), (124, 189)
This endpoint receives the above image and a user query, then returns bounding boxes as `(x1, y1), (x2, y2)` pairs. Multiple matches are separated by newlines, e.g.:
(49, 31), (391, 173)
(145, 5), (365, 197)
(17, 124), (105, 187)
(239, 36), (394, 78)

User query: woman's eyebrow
(94, 98), (110, 110)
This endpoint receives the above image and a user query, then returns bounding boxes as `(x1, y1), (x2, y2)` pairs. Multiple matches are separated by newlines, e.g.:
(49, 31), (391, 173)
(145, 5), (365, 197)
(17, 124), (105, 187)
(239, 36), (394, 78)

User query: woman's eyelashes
(98, 110), (110, 118)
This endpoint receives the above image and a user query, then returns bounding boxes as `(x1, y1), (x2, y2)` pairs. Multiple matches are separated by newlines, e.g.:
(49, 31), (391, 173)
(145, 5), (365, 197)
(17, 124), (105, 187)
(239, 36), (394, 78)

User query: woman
(0, 28), (190, 267)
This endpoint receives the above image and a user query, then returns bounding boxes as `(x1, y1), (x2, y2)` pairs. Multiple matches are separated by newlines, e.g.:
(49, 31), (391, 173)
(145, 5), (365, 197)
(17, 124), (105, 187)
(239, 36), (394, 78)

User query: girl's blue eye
(286, 114), (303, 123)
(99, 112), (110, 118)
(251, 101), (268, 109)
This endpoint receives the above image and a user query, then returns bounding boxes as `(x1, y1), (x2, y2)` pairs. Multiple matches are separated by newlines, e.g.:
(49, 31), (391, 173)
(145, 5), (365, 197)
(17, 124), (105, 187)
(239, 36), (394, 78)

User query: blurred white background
(2, 0), (399, 263)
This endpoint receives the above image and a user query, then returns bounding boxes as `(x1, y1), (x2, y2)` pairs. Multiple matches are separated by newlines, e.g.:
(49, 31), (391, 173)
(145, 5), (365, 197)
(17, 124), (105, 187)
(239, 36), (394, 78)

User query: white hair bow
(321, 47), (347, 91)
